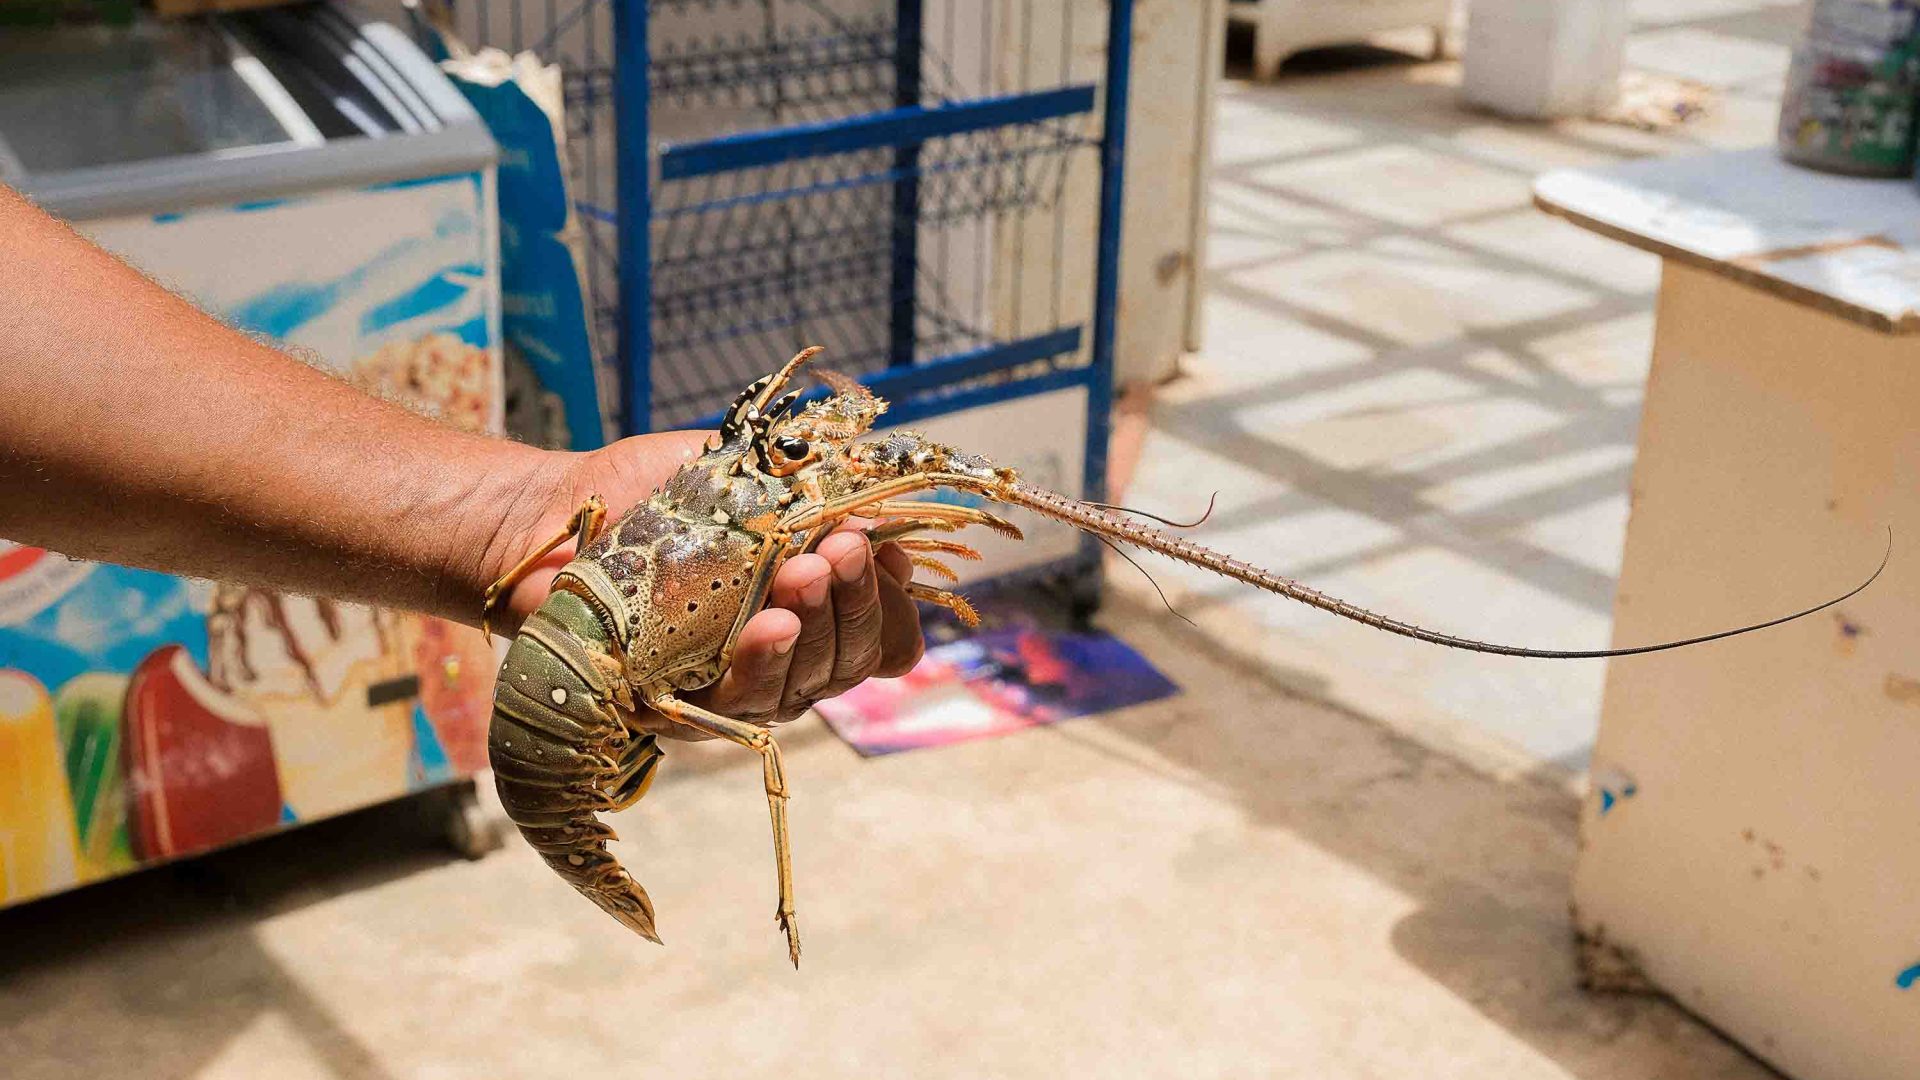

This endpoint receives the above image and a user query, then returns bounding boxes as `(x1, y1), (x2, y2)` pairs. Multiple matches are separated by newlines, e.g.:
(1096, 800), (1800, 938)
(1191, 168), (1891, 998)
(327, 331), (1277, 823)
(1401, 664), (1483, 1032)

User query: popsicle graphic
(0, 669), (82, 903)
(53, 672), (135, 880)
(124, 645), (283, 860)
(412, 616), (496, 774)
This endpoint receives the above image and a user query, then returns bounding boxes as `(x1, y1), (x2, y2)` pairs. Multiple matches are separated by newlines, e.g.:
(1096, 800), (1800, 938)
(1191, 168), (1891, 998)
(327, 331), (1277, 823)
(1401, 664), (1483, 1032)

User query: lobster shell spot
(602, 549), (648, 580)
(618, 510), (672, 547)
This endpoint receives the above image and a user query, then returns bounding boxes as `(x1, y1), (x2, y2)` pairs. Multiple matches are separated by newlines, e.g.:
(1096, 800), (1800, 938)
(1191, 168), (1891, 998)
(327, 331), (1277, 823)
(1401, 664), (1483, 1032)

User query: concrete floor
(0, 5), (1813, 1078)
(1131, 0), (1809, 770)
(0, 591), (1780, 1080)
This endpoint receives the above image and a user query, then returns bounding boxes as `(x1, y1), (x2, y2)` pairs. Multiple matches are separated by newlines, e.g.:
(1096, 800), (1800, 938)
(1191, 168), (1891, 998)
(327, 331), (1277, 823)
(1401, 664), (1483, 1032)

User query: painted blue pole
(659, 87), (1096, 179)
(890, 0), (923, 368)
(614, 0), (652, 435)
(684, 328), (1083, 430)
(1086, 0), (1132, 521)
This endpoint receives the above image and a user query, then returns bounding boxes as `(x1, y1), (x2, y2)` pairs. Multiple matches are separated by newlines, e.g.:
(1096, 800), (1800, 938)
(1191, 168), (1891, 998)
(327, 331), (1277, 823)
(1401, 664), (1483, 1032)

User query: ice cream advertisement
(0, 174), (501, 907)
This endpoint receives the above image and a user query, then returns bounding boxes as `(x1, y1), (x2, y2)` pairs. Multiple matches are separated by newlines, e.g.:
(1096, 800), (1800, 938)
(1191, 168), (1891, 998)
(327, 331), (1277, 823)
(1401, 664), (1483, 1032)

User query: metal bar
(646, 133), (1094, 220)
(881, 362), (1092, 429)
(614, 0), (651, 435)
(864, 326), (1082, 401)
(889, 0), (923, 369)
(1083, 0), (1134, 566)
(688, 327), (1084, 429)
(659, 84), (1098, 179)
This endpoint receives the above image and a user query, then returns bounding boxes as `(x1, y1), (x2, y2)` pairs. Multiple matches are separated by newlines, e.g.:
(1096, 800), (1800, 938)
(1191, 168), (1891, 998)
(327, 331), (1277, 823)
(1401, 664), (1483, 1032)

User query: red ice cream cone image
(124, 645), (283, 860)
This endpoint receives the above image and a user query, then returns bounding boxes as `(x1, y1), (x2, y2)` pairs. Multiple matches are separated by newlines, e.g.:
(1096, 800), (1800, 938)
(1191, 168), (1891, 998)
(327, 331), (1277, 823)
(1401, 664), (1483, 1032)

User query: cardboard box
(1569, 261), (1920, 1080)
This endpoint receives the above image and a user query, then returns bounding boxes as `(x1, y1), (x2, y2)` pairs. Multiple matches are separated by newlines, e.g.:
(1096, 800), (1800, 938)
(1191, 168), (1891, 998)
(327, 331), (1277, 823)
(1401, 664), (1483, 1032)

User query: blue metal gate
(446, 0), (1133, 607)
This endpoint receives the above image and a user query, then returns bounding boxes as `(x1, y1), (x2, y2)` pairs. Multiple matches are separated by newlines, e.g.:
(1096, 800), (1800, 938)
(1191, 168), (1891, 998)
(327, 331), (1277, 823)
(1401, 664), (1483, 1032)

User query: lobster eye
(772, 435), (810, 460)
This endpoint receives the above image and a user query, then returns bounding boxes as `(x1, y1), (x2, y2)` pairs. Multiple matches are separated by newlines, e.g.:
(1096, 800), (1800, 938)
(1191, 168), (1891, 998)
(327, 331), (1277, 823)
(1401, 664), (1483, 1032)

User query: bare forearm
(0, 184), (549, 625)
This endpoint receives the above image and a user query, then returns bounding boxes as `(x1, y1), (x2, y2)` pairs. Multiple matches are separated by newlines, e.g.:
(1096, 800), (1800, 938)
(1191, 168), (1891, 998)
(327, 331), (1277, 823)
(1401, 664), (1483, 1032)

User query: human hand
(481, 432), (925, 737)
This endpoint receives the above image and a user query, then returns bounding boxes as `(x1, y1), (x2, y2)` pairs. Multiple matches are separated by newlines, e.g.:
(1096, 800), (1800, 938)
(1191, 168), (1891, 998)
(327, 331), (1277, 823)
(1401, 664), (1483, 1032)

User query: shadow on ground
(0, 791), (473, 1080)
(1080, 589), (1784, 1080)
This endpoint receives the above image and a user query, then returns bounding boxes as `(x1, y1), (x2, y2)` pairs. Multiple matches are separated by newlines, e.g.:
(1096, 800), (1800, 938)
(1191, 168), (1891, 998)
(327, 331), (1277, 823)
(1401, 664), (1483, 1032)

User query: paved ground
(1138, 0), (1808, 769)
(0, 5), (1813, 1077)
(0, 591), (1782, 1080)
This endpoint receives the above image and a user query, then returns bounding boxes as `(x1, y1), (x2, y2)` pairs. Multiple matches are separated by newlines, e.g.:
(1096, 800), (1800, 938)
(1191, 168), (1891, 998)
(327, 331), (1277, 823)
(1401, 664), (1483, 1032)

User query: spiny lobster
(481, 347), (1888, 968)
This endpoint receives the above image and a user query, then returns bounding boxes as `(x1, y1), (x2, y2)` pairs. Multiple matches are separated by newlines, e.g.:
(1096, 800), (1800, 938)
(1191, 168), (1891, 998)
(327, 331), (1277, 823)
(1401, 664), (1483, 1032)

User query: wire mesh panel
(446, 0), (1130, 610)
(440, 0), (624, 423)
(649, 1), (896, 126)
(448, 0), (1111, 433)
(648, 101), (1095, 425)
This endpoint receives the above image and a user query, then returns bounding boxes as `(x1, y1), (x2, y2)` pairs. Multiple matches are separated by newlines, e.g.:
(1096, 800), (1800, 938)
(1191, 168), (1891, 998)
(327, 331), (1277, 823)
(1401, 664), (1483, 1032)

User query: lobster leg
(482, 494), (608, 637)
(898, 537), (983, 586)
(863, 500), (1022, 540)
(906, 582), (979, 627)
(785, 476), (978, 529)
(602, 733), (664, 812)
(907, 556), (960, 584)
(713, 532), (793, 672)
(864, 517), (965, 543)
(891, 537), (983, 562)
(645, 690), (800, 968)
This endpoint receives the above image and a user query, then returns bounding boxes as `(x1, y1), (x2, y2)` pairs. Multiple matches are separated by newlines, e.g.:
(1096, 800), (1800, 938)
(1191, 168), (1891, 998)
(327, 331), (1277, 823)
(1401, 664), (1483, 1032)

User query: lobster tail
(490, 588), (667, 942)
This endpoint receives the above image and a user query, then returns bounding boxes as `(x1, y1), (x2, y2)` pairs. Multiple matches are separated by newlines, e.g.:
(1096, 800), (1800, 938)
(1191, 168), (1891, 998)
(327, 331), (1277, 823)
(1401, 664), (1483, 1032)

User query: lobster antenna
(1093, 534), (1195, 627)
(716, 379), (772, 446)
(748, 410), (778, 474)
(1001, 481), (1892, 660)
(754, 346), (826, 412)
(765, 389), (804, 422)
(812, 366), (868, 396)
(1083, 491), (1218, 530)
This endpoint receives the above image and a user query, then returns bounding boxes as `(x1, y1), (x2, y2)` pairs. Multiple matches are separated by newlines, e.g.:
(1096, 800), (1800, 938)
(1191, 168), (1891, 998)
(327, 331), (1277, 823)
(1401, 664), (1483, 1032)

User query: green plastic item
(1779, 1), (1920, 176)
(53, 672), (135, 877)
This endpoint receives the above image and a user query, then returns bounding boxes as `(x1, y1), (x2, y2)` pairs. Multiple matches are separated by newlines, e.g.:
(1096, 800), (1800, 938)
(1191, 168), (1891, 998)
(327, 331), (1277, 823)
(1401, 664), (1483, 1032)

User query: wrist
(449, 429), (716, 635)
(435, 437), (574, 632)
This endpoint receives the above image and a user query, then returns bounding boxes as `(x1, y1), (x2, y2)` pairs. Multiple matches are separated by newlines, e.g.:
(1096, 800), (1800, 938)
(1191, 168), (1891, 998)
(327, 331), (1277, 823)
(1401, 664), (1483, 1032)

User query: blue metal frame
(882, 362), (1093, 430)
(890, 0), (923, 370)
(622, 1), (1134, 604)
(1074, 0), (1134, 587)
(688, 327), (1083, 430)
(1087, 0), (1131, 510)
(614, 0), (652, 437)
(658, 85), (1097, 179)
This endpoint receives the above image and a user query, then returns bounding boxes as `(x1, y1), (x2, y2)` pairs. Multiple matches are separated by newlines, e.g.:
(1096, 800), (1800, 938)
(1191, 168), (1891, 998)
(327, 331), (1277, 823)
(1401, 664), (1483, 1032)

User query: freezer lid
(0, 23), (310, 174)
(0, 2), (495, 220)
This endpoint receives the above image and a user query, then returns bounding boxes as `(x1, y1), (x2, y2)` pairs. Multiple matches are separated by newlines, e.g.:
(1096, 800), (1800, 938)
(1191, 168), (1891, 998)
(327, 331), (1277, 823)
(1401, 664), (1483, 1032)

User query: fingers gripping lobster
(482, 348), (1887, 968)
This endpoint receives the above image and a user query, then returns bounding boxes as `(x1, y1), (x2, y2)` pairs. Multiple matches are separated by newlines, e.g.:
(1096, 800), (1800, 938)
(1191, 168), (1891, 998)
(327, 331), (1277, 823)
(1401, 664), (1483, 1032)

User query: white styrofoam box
(1231, 0), (1455, 79)
(1461, 0), (1631, 119)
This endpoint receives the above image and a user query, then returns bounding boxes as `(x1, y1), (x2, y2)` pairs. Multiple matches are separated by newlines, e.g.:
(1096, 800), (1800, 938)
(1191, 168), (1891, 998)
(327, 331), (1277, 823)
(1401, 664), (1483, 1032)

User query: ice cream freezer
(0, 2), (505, 907)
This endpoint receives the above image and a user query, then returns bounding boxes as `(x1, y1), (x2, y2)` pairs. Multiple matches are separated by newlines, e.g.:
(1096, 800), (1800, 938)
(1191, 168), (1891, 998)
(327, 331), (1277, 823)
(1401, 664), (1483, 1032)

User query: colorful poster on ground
(814, 599), (1179, 756)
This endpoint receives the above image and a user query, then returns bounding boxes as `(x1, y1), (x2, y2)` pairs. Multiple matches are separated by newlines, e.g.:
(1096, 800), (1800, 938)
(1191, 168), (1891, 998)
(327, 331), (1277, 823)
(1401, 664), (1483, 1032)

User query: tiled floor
(1128, 1), (1809, 768)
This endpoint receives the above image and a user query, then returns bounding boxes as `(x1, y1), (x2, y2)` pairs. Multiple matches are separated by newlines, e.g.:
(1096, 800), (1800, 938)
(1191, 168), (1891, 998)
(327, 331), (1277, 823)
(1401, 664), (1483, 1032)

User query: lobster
(481, 347), (1887, 968)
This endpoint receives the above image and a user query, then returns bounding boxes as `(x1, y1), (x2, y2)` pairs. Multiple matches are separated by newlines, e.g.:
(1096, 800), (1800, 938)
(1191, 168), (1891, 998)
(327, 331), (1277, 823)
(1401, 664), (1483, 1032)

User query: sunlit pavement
(1130, 0), (1806, 770)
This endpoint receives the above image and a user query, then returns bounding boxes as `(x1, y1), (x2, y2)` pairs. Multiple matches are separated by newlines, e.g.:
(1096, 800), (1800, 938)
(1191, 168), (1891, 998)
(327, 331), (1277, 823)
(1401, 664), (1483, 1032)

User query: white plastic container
(1461, 0), (1630, 119)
